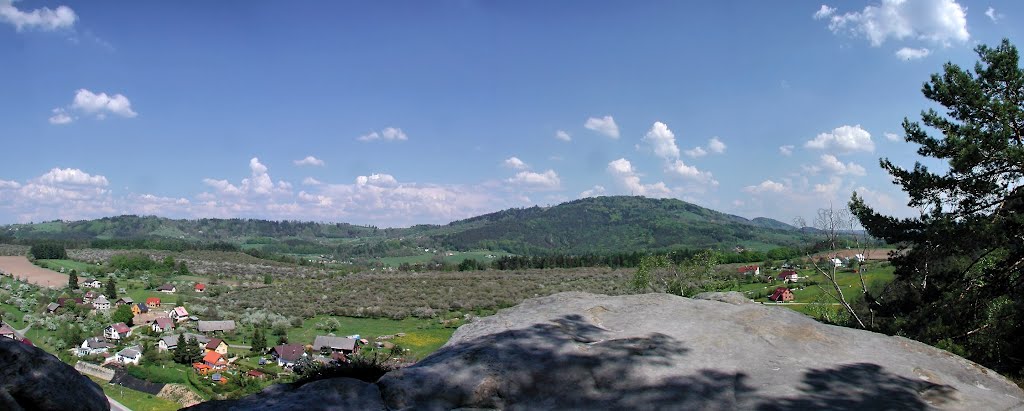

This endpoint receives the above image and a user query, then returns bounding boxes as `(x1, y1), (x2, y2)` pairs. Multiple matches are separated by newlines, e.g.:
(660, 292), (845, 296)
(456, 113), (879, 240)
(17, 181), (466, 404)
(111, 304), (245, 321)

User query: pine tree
(68, 269), (78, 290)
(105, 278), (117, 300)
(250, 328), (267, 355)
(850, 39), (1024, 375)
(172, 333), (188, 364)
(186, 336), (202, 363)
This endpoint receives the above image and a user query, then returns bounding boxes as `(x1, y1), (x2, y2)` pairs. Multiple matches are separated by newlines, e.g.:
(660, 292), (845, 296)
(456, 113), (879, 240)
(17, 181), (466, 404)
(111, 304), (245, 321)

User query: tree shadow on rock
(380, 314), (759, 410)
(757, 363), (958, 411)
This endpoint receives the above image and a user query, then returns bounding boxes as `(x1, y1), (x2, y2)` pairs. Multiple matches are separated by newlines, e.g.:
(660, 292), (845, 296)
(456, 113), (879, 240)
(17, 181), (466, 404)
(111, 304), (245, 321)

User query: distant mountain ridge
(0, 196), (809, 256)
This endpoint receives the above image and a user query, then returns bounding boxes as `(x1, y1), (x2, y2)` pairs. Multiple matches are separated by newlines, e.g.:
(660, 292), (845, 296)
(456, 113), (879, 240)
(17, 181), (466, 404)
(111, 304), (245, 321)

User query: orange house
(769, 287), (795, 302)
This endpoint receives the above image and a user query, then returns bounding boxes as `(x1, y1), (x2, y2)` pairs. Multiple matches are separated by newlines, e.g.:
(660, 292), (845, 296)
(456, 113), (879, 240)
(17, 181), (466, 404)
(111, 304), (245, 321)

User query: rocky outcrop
(0, 338), (108, 411)
(187, 377), (385, 411)
(191, 292), (1024, 410)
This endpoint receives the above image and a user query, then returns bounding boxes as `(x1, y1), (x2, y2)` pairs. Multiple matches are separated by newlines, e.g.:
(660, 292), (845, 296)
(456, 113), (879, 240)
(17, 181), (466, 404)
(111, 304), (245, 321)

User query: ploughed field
(0, 256), (71, 289)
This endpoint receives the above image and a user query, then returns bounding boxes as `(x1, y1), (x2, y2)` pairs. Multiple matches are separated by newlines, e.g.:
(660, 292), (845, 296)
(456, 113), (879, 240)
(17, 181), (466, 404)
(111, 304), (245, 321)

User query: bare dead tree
(795, 204), (866, 329)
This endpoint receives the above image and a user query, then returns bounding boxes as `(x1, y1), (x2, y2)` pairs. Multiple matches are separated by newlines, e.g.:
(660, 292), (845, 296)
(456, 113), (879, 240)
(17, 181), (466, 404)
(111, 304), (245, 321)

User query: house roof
(84, 291), (97, 298)
(137, 303), (149, 311)
(110, 323), (130, 333)
(206, 338), (225, 350)
(194, 283), (206, 290)
(246, 370), (264, 377)
(46, 302), (60, 311)
(93, 295), (109, 305)
(145, 297), (161, 305)
(172, 306), (189, 317)
(156, 284), (176, 291)
(203, 351), (224, 364)
(154, 318), (174, 329)
(162, 333), (211, 348)
(118, 297), (134, 304)
(84, 337), (113, 349)
(313, 335), (357, 351)
(737, 265), (759, 272)
(57, 297), (84, 306)
(781, 270), (798, 276)
(0, 323), (23, 340)
(197, 320), (236, 333)
(770, 287), (792, 300)
(272, 344), (306, 362)
(117, 347), (141, 358)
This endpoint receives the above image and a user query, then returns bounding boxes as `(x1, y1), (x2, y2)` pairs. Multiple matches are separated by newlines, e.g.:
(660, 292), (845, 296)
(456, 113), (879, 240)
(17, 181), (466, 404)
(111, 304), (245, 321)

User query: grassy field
(36, 259), (103, 275)
(88, 376), (180, 411)
(0, 302), (26, 329)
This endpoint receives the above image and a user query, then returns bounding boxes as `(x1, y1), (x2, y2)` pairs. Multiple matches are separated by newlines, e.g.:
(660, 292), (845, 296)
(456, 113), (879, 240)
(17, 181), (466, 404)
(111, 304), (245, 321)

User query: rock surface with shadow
(188, 292), (1024, 410)
(0, 338), (108, 411)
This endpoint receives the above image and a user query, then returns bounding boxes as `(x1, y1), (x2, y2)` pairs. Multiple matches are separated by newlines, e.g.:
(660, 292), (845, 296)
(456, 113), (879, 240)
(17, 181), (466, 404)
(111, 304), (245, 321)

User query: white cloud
(358, 127), (408, 142)
(684, 147), (707, 158)
(819, 154), (867, 176)
(814, 177), (844, 196)
(37, 168), (108, 186)
(0, 0), (76, 31)
(607, 158), (672, 197)
(356, 173), (398, 187)
(48, 108), (72, 125)
(642, 121), (680, 161)
(814, 5), (836, 19)
(555, 130), (571, 142)
(579, 185), (606, 198)
(302, 177), (323, 186)
(744, 180), (787, 194)
(895, 47), (931, 60)
(707, 137), (727, 154)
(293, 156), (325, 167)
(584, 115), (620, 139)
(822, 0), (969, 46)
(507, 170), (561, 191)
(502, 156), (529, 170)
(985, 7), (1001, 22)
(666, 160), (717, 185)
(202, 157), (291, 197)
(779, 145), (795, 156)
(805, 124), (875, 153)
(69, 89), (137, 118)
(884, 132), (901, 141)
(0, 179), (21, 189)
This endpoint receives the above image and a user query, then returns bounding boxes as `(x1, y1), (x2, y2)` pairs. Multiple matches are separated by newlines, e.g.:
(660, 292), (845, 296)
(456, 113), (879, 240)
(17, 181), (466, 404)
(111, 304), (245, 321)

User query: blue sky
(0, 1), (1021, 227)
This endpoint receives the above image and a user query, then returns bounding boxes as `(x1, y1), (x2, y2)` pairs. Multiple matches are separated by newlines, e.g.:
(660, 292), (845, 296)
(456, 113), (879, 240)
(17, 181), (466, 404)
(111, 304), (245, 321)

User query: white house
(104, 323), (132, 340)
(854, 253), (866, 262)
(170, 306), (189, 322)
(82, 279), (102, 288)
(831, 258), (843, 267)
(156, 284), (177, 293)
(78, 337), (113, 357)
(152, 317), (175, 333)
(92, 295), (111, 311)
(114, 346), (142, 365)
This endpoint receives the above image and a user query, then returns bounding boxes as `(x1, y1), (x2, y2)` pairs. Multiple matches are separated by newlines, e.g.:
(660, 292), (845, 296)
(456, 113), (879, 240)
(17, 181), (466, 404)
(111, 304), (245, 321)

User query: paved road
(107, 395), (131, 411)
(15, 323), (30, 335)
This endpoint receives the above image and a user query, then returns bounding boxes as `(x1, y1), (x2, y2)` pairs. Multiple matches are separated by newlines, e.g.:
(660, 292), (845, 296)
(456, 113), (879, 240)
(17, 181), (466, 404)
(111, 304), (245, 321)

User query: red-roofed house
(205, 338), (229, 355)
(170, 306), (190, 322)
(146, 297), (161, 307)
(203, 351), (228, 370)
(194, 283), (206, 293)
(769, 287), (795, 302)
(104, 323), (132, 340)
(777, 270), (799, 283)
(737, 265), (760, 276)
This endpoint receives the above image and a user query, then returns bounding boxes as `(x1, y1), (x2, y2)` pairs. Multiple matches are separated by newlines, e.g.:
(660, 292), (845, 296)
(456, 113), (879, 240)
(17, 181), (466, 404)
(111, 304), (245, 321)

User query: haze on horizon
(1, 0), (1020, 227)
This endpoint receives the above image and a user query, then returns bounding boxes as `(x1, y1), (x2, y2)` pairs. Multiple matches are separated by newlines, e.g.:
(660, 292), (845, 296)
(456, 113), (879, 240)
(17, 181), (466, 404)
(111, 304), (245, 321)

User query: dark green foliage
(172, 333), (189, 364)
(29, 242), (67, 259)
(105, 278), (117, 300)
(110, 253), (157, 271)
(850, 39), (1024, 376)
(67, 269), (78, 290)
(250, 328), (267, 354)
(112, 304), (134, 326)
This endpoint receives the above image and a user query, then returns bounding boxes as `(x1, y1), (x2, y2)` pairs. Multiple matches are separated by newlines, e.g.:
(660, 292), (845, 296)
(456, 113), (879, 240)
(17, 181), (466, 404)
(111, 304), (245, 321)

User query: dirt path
(0, 256), (71, 289)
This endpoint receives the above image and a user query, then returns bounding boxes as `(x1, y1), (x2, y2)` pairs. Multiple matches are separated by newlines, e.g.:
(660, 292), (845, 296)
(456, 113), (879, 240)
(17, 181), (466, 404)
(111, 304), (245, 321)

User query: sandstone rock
(379, 292), (1024, 410)
(692, 291), (752, 305)
(186, 377), (384, 411)
(0, 338), (108, 411)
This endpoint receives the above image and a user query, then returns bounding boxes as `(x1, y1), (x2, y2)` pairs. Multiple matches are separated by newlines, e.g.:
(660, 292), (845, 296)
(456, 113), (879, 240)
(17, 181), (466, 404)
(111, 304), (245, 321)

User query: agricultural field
(0, 256), (70, 289)
(36, 259), (104, 275)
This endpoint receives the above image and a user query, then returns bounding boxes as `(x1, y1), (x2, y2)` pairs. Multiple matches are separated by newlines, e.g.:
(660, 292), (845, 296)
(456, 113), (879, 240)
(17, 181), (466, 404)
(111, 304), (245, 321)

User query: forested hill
(0, 196), (811, 256)
(434, 196), (807, 254)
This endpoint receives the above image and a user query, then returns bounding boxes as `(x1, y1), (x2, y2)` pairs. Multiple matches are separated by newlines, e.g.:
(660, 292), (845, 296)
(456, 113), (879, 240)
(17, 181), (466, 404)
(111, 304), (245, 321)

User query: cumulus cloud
(744, 180), (787, 194)
(70, 89), (137, 118)
(820, 0), (969, 46)
(607, 158), (672, 197)
(0, 179), (21, 189)
(707, 137), (727, 154)
(819, 154), (867, 176)
(684, 147), (707, 158)
(293, 156), (325, 167)
(666, 160), (717, 185)
(805, 124), (874, 153)
(0, 0), (76, 31)
(48, 108), (72, 125)
(579, 185), (606, 198)
(895, 47), (931, 60)
(356, 173), (398, 187)
(203, 157), (291, 197)
(503, 157), (529, 170)
(814, 176), (844, 196)
(584, 115), (620, 139)
(779, 145), (795, 156)
(302, 177), (323, 186)
(507, 170), (561, 191)
(37, 168), (108, 186)
(642, 122), (681, 161)
(884, 132), (901, 141)
(555, 130), (571, 142)
(813, 5), (836, 19)
(358, 127), (408, 142)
